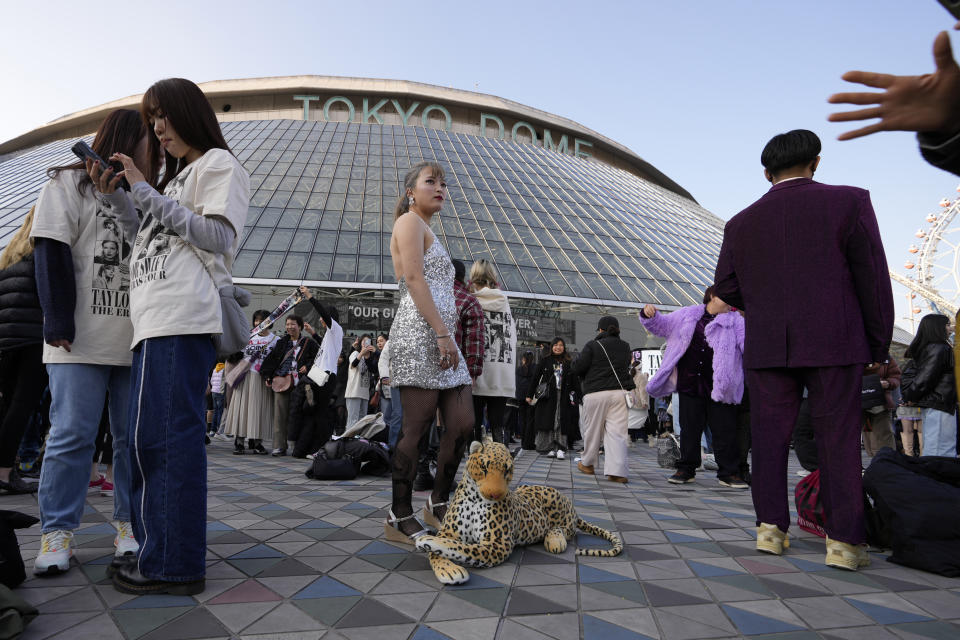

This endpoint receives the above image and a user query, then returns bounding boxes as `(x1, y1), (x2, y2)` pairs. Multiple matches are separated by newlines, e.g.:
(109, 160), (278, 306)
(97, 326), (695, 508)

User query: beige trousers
(580, 389), (629, 478)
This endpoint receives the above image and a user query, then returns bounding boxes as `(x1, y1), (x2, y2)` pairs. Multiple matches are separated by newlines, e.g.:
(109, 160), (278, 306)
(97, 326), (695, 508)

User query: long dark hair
(47, 109), (152, 194)
(905, 314), (950, 360)
(546, 337), (571, 363)
(394, 161), (445, 220)
(141, 78), (231, 191)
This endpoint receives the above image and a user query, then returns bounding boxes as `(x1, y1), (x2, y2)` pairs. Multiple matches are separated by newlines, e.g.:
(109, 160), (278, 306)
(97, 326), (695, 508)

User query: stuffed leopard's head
(465, 440), (514, 502)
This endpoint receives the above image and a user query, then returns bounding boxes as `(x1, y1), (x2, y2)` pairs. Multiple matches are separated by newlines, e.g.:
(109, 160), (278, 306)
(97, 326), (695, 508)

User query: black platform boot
(413, 451), (434, 491)
(233, 437), (245, 455)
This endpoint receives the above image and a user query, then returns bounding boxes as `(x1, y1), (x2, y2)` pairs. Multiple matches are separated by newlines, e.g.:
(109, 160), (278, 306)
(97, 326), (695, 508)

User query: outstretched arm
(828, 31), (960, 141)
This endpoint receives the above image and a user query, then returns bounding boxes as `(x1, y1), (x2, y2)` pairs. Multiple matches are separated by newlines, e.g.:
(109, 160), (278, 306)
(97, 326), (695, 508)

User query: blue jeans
(38, 364), (132, 532)
(211, 393), (225, 434)
(921, 407), (957, 457)
(129, 335), (214, 582)
(382, 388), (403, 449)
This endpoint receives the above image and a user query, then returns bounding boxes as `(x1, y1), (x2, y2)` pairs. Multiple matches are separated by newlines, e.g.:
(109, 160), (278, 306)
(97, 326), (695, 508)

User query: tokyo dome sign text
(294, 95), (593, 159)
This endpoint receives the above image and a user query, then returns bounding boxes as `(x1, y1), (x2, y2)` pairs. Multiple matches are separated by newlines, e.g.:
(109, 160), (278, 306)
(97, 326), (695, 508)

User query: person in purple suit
(713, 129), (894, 571)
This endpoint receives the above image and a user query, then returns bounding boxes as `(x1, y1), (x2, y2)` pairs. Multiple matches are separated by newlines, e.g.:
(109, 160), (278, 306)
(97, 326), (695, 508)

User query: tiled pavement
(6, 441), (960, 640)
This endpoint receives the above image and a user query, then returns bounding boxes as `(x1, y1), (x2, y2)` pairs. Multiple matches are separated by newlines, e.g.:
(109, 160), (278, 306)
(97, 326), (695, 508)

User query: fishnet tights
(392, 385), (473, 535)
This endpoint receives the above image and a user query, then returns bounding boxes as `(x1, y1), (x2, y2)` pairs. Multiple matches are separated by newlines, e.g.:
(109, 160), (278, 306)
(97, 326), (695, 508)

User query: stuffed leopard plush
(415, 440), (623, 585)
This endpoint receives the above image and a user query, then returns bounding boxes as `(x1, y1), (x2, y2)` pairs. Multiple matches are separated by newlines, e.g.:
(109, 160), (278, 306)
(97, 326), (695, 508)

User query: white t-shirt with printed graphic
(30, 171), (134, 366)
(346, 351), (371, 400)
(245, 333), (279, 373)
(128, 148), (249, 346)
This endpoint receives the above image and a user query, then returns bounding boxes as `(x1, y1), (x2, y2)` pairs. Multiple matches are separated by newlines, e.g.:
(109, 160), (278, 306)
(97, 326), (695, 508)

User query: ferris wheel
(895, 187), (960, 319)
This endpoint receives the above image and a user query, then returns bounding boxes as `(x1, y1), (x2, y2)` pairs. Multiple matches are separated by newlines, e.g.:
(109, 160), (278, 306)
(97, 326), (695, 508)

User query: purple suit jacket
(713, 178), (893, 369)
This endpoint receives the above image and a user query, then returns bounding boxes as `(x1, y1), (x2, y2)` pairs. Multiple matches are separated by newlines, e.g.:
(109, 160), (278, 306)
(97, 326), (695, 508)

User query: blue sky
(3, 0), (957, 327)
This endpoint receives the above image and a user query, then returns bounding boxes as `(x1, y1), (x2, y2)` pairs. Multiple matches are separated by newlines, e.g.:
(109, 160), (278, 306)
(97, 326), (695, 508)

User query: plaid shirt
(453, 279), (485, 379)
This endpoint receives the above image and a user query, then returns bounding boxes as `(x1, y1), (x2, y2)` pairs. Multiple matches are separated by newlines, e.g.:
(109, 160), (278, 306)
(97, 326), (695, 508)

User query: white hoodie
(472, 287), (517, 398)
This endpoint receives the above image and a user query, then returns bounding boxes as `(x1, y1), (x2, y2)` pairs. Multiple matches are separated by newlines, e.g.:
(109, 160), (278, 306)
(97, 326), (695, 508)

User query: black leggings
(472, 395), (507, 444)
(393, 385), (473, 518)
(0, 344), (46, 468)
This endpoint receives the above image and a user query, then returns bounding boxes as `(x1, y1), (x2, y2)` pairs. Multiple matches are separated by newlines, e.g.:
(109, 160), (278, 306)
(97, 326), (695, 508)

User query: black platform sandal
(233, 437), (245, 455)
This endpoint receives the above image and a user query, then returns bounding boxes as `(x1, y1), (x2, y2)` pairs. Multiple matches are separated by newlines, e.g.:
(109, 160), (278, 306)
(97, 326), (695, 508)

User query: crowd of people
(3, 35), (960, 598)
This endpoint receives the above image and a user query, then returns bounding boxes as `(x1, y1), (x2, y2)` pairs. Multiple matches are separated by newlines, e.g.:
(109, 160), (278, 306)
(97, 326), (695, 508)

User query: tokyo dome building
(0, 77), (725, 351)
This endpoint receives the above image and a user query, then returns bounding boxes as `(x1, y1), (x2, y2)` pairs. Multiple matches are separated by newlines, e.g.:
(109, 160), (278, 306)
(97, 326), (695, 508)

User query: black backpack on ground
(862, 447), (960, 577)
(305, 437), (392, 480)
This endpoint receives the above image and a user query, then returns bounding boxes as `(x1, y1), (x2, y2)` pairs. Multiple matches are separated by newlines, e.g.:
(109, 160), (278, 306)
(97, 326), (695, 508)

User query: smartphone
(71, 140), (129, 190)
(939, 0), (960, 19)
(362, 337), (371, 348)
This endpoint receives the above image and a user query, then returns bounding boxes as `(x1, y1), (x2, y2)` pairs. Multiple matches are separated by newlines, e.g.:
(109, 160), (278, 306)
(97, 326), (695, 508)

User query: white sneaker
(113, 521), (139, 557)
(34, 530), (74, 575)
(547, 450), (556, 458)
(214, 433), (230, 441)
(556, 450), (566, 460)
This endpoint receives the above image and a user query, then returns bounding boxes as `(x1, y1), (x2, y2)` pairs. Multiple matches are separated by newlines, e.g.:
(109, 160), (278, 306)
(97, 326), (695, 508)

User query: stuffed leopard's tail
(574, 518), (623, 557)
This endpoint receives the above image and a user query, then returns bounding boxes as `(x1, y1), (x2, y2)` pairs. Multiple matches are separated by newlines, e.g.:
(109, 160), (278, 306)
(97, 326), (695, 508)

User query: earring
(408, 196), (415, 206)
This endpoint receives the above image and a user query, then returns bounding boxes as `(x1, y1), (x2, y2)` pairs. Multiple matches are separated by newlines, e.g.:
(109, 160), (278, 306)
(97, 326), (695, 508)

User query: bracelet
(436, 334), (450, 339)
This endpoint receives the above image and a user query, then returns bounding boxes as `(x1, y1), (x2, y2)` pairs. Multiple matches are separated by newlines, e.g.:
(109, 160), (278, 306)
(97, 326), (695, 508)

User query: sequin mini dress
(389, 226), (471, 389)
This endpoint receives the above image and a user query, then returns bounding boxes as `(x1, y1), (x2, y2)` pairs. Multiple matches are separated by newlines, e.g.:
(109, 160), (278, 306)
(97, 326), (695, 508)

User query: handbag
(531, 375), (549, 406)
(656, 433), (681, 469)
(861, 374), (885, 410)
(307, 365), (331, 388)
(185, 244), (252, 357)
(596, 340), (634, 409)
(271, 339), (304, 393)
(271, 374), (293, 393)
(225, 359), (251, 388)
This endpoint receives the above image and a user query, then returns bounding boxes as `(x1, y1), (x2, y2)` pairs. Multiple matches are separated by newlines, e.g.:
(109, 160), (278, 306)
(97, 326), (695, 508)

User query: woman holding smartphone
(385, 161), (474, 542)
(346, 334), (375, 429)
(89, 78), (249, 595)
(31, 110), (153, 578)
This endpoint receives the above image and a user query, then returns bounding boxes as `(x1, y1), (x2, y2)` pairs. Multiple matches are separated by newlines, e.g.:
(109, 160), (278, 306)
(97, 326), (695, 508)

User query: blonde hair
(0, 207), (36, 271)
(394, 161), (446, 220)
(469, 259), (498, 291)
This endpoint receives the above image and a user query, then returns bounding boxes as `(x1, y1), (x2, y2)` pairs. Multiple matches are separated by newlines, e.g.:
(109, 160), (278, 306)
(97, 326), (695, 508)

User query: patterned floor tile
(16, 441), (960, 639)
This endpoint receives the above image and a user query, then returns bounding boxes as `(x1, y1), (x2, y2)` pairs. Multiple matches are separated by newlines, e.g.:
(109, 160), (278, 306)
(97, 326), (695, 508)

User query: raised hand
(828, 31), (960, 140)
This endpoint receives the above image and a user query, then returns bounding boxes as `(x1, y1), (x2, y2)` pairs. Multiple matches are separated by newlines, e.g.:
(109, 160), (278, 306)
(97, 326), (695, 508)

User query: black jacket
(0, 254), (43, 352)
(259, 334), (320, 383)
(901, 342), (957, 414)
(573, 332), (634, 395)
(528, 356), (582, 433)
(516, 362), (535, 402)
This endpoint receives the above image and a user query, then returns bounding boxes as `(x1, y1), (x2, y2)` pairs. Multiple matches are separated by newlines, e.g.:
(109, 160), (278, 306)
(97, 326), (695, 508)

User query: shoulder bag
(225, 359), (251, 388)
(185, 243), (251, 358)
(595, 340), (635, 410)
(271, 339), (304, 393)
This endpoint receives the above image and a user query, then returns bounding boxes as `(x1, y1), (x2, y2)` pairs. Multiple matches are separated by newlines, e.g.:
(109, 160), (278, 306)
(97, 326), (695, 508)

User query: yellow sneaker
(756, 523), (789, 555)
(825, 537), (871, 571)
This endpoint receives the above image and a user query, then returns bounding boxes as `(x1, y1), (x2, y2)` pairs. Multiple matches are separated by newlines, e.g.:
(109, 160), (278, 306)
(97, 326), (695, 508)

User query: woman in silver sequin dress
(385, 162), (474, 543)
